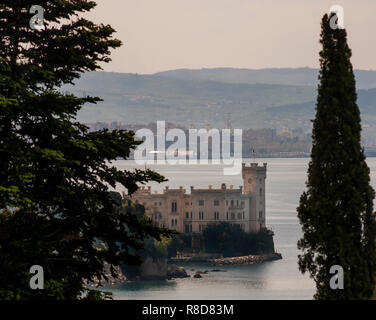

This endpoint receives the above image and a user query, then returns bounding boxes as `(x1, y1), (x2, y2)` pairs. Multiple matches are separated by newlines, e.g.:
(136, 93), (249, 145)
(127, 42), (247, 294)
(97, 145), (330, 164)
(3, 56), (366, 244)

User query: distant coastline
(124, 148), (376, 160)
(126, 153), (311, 160)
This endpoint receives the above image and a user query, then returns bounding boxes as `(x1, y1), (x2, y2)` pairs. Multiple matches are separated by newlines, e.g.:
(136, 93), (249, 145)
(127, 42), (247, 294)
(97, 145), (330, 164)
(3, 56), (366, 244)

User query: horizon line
(97, 66), (376, 76)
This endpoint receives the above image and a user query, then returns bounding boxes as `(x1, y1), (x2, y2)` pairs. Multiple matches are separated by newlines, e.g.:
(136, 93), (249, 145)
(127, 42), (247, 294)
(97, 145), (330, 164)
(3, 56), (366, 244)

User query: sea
(103, 157), (376, 300)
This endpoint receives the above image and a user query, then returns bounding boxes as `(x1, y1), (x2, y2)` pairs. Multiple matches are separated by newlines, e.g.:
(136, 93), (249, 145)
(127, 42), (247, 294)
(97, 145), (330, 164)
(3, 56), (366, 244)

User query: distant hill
(64, 68), (376, 138)
(266, 89), (376, 117)
(67, 71), (315, 128)
(155, 68), (376, 90)
(264, 88), (376, 136)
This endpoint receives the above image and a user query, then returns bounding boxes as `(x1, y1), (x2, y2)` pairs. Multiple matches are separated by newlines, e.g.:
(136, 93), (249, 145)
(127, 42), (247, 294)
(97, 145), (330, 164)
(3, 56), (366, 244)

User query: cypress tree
(297, 13), (376, 300)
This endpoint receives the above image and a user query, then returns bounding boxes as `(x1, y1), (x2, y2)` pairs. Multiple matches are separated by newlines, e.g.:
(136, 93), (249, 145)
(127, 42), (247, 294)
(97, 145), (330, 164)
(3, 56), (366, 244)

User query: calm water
(105, 157), (376, 300)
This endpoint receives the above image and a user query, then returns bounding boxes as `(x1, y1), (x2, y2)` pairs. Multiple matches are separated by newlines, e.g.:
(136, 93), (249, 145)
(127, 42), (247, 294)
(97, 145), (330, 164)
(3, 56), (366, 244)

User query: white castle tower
(242, 163), (267, 232)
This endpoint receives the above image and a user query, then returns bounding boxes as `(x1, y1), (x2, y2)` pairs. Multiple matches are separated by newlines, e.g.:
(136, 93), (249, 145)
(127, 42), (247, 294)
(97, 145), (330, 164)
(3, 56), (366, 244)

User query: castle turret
(242, 163), (267, 232)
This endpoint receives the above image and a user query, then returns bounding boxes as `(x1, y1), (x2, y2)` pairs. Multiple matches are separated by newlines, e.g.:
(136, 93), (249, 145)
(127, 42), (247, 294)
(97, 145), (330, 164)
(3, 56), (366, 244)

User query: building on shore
(123, 163), (267, 234)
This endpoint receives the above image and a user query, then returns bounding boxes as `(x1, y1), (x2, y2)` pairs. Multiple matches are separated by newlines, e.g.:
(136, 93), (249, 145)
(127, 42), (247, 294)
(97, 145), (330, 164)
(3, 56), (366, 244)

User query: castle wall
(190, 188), (226, 233)
(124, 163), (267, 235)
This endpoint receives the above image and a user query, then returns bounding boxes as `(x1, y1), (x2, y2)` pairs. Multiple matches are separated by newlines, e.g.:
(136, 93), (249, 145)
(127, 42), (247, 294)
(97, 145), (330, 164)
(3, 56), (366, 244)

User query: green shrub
(203, 222), (274, 257)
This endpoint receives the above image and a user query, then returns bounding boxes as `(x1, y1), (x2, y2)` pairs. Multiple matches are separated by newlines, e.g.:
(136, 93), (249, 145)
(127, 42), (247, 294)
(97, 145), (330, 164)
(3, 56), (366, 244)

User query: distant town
(82, 121), (312, 158)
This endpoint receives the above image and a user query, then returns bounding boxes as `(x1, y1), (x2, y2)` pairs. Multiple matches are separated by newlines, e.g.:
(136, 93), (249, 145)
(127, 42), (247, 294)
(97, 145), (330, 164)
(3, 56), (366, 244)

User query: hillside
(67, 71), (315, 128)
(155, 68), (376, 89)
(65, 68), (376, 138)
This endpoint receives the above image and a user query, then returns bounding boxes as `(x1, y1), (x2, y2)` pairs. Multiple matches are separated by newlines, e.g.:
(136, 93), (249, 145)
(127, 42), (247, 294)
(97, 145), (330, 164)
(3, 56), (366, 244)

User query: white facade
(123, 163), (267, 234)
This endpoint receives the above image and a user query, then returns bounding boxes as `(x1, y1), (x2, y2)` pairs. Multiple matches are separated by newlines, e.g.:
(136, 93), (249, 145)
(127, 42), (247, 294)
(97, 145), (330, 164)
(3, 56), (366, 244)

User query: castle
(123, 163), (267, 234)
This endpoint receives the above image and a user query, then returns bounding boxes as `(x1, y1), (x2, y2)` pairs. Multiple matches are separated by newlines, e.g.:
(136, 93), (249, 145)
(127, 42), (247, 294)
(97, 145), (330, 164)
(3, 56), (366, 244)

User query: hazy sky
(86, 0), (376, 74)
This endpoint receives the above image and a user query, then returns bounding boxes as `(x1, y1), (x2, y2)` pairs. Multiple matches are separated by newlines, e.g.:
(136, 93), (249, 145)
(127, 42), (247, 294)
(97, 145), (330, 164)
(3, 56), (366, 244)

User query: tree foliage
(297, 13), (376, 300)
(203, 222), (274, 257)
(0, 1), (173, 300)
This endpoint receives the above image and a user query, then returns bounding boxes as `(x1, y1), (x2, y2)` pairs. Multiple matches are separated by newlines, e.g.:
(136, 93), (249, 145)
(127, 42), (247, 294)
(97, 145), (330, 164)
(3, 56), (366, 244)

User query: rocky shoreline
(169, 252), (282, 266)
(85, 253), (282, 287)
(209, 253), (282, 266)
(167, 264), (228, 279)
(85, 265), (127, 288)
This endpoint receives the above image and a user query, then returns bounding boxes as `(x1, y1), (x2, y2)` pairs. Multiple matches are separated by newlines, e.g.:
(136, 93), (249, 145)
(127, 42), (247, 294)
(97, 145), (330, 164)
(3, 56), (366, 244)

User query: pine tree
(297, 13), (376, 300)
(0, 1), (173, 299)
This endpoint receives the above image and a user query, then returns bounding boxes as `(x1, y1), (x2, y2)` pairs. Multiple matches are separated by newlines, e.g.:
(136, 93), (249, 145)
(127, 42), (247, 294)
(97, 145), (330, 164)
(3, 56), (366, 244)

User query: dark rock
(167, 264), (189, 279)
(85, 264), (127, 286)
(194, 273), (202, 278)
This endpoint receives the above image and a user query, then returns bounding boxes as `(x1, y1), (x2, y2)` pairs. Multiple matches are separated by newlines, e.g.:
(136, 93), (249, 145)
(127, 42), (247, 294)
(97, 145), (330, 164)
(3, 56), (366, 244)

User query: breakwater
(169, 252), (282, 266)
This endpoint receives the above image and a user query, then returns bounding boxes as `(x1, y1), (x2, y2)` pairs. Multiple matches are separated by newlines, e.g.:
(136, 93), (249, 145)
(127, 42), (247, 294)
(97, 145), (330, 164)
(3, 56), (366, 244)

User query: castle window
(242, 212), (245, 220)
(199, 211), (204, 220)
(231, 213), (235, 220)
(199, 200), (204, 206)
(237, 213), (242, 220)
(226, 212), (228, 220)
(185, 212), (189, 219)
(171, 201), (177, 213)
(226, 200), (228, 206)
(241, 201), (244, 207)
(189, 224), (192, 232)
(214, 200), (219, 206)
(259, 210), (263, 219)
(185, 224), (190, 233)
(231, 200), (234, 206)
(214, 212), (219, 220)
